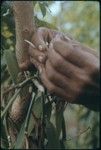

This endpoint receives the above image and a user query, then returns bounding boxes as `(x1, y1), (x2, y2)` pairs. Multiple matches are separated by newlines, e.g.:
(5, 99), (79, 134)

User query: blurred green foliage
(1, 1), (100, 149)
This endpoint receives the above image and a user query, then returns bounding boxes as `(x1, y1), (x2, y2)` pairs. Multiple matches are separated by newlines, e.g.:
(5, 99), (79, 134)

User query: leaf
(45, 119), (61, 149)
(33, 1), (37, 6)
(27, 114), (35, 136)
(4, 50), (20, 84)
(39, 2), (46, 17)
(44, 101), (52, 119)
(2, 30), (13, 38)
(14, 121), (25, 149)
(33, 91), (43, 119)
(1, 122), (9, 149)
(43, 2), (49, 8)
(56, 107), (64, 138)
(60, 116), (66, 149)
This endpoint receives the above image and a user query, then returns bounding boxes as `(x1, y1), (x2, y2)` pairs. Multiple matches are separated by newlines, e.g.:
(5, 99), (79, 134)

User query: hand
(28, 27), (73, 68)
(38, 38), (99, 105)
(28, 27), (99, 109)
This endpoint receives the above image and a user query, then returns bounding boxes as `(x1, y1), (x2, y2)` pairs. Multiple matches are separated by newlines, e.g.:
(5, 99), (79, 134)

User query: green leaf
(39, 2), (46, 17)
(44, 101), (52, 119)
(33, 1), (37, 6)
(60, 116), (66, 149)
(56, 106), (64, 138)
(43, 2), (49, 8)
(14, 121), (25, 149)
(33, 91), (43, 119)
(4, 50), (20, 84)
(45, 119), (60, 149)
(27, 114), (35, 136)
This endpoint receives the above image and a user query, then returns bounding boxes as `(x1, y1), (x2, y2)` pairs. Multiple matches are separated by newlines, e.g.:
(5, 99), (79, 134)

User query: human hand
(28, 27), (73, 68)
(38, 37), (99, 104)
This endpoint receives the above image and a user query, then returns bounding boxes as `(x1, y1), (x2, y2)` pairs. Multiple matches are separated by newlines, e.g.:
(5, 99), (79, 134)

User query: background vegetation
(1, 1), (99, 149)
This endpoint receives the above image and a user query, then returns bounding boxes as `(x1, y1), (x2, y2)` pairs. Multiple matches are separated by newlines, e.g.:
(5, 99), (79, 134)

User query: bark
(13, 1), (36, 70)
(9, 2), (36, 144)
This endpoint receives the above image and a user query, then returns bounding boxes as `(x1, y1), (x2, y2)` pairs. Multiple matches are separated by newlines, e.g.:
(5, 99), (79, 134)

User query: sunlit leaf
(2, 30), (13, 38)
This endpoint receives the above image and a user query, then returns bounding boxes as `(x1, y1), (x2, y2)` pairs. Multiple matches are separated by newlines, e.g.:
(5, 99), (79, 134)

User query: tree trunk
(9, 1), (36, 143)
(13, 1), (36, 70)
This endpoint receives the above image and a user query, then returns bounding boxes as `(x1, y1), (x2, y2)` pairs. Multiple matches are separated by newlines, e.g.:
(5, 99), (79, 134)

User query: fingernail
(39, 45), (43, 51)
(38, 66), (42, 74)
(38, 55), (44, 63)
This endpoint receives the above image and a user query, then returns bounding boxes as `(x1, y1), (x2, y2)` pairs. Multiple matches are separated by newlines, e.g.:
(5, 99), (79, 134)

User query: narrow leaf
(1, 122), (9, 149)
(45, 119), (60, 149)
(39, 2), (46, 17)
(44, 101), (52, 119)
(33, 91), (43, 119)
(56, 108), (64, 138)
(14, 121), (26, 149)
(4, 50), (20, 84)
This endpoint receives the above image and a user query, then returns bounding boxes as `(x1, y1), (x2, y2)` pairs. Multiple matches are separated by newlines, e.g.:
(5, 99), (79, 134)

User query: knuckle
(48, 86), (55, 93)
(38, 27), (47, 33)
(48, 85), (55, 93)
(53, 56), (63, 69)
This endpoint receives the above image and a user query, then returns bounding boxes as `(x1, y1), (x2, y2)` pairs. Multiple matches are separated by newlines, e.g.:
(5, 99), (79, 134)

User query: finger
(40, 67), (73, 101)
(52, 40), (86, 68)
(31, 28), (48, 51)
(29, 46), (46, 63)
(45, 60), (71, 91)
(30, 57), (40, 68)
(30, 57), (45, 72)
(48, 45), (82, 79)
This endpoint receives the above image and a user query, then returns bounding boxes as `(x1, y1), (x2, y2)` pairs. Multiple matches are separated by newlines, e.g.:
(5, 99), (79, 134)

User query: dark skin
(28, 27), (100, 111)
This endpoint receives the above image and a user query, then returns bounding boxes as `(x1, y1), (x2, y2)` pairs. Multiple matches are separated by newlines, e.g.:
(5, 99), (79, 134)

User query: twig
(3, 77), (35, 95)
(25, 92), (37, 132)
(32, 79), (44, 92)
(25, 134), (29, 149)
